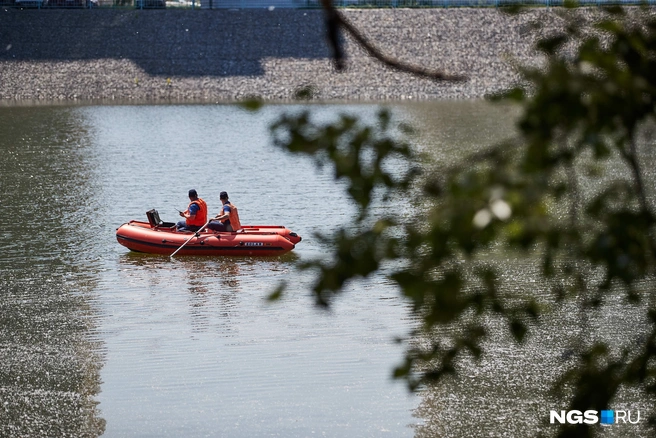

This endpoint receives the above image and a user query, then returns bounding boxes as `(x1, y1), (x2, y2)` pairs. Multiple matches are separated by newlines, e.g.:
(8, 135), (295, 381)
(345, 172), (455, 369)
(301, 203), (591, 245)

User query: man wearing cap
(207, 191), (242, 232)
(176, 189), (208, 232)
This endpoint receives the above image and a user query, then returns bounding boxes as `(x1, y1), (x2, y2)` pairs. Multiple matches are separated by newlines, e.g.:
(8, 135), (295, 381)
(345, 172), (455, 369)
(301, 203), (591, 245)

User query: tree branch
(627, 137), (653, 220)
(321, 0), (467, 82)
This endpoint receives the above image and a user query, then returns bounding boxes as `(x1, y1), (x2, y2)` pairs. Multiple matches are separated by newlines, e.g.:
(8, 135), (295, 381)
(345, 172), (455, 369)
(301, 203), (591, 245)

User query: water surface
(4, 101), (651, 438)
(1, 103), (425, 437)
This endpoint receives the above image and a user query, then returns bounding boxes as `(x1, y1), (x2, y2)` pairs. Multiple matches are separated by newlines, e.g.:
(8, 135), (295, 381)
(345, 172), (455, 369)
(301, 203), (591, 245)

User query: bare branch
(321, 0), (468, 82)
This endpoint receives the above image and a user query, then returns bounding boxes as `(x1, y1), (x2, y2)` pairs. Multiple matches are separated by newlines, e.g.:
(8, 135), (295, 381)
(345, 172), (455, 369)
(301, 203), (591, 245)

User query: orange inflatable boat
(116, 210), (301, 257)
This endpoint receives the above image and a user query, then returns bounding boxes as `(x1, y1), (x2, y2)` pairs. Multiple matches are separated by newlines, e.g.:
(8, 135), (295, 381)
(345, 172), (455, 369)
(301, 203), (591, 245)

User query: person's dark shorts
(207, 221), (229, 232)
(176, 220), (202, 232)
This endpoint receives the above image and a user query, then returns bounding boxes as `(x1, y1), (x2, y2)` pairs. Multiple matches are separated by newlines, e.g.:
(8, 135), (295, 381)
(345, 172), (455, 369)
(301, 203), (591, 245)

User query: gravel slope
(0, 7), (615, 103)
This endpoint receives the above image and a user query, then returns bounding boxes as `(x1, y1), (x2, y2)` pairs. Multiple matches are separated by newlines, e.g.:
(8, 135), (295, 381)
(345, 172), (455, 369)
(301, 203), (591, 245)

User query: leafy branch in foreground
(270, 109), (416, 306)
(271, 7), (656, 437)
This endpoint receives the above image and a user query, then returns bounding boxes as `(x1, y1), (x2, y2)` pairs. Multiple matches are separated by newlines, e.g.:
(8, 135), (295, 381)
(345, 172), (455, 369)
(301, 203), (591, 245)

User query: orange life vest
(222, 202), (241, 231)
(187, 198), (208, 227)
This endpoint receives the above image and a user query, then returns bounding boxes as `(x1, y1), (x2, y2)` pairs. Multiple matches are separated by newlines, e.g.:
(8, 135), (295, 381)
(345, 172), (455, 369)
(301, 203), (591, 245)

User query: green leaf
(537, 35), (569, 55)
(267, 282), (287, 301)
(294, 85), (316, 101)
(239, 97), (264, 111)
(510, 319), (527, 343)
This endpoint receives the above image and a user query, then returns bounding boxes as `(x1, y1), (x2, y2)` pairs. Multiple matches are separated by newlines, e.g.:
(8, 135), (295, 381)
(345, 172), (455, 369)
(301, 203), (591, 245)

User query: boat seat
(146, 209), (176, 229)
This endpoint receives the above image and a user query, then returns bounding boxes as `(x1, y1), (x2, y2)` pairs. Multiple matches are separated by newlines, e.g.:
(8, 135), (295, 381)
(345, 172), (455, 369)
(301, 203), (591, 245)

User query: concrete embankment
(0, 8), (577, 103)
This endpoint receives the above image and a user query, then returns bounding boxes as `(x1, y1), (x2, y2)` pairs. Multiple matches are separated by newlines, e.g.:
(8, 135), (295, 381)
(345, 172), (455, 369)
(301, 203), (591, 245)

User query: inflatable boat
(116, 210), (301, 257)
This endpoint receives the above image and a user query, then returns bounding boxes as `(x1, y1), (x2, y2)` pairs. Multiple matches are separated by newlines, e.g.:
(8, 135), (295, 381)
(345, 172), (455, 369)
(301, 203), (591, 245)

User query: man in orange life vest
(176, 189), (208, 232)
(207, 191), (242, 232)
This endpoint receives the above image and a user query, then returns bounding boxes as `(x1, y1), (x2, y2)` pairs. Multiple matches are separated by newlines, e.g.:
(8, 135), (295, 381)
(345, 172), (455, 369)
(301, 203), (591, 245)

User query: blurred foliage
(270, 6), (656, 437)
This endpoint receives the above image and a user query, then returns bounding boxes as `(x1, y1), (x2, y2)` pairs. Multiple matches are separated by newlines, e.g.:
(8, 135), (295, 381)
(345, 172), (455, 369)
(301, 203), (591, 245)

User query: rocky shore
(0, 7), (609, 104)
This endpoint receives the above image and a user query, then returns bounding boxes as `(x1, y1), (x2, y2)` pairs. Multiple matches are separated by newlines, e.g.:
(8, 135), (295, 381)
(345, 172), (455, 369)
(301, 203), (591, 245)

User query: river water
(0, 103), (446, 438)
(2, 101), (653, 438)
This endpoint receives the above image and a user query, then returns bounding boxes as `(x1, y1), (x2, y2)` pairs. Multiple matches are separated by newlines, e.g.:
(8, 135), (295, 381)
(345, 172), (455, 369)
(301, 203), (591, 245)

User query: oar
(170, 218), (212, 258)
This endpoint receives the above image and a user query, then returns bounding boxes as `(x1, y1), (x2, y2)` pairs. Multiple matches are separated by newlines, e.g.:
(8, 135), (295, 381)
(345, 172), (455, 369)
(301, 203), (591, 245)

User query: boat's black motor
(146, 209), (175, 229)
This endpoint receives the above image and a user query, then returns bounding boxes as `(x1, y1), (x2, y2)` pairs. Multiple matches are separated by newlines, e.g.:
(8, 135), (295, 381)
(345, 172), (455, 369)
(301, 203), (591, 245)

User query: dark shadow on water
(0, 9), (330, 77)
(118, 249), (299, 265)
(118, 250), (299, 290)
